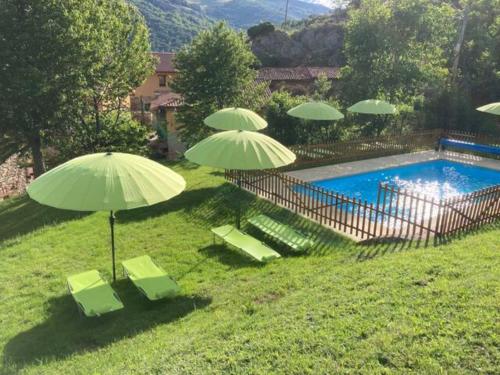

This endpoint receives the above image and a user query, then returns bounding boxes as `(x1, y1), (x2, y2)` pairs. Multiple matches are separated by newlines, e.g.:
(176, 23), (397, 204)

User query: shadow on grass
(0, 195), (89, 244)
(356, 237), (414, 261)
(3, 279), (211, 367)
(117, 183), (238, 226)
(199, 244), (264, 268)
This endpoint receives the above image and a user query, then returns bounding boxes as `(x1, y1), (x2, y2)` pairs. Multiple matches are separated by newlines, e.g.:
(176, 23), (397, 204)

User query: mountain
(130, 0), (211, 52)
(199, 0), (332, 29)
(130, 0), (338, 51)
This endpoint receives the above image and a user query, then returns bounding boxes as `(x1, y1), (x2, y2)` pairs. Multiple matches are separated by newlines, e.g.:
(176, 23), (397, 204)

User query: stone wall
(0, 155), (33, 200)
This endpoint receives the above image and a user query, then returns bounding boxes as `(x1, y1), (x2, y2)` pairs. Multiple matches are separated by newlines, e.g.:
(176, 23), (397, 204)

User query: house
(129, 52), (341, 156)
(256, 67), (340, 95)
(129, 52), (185, 156)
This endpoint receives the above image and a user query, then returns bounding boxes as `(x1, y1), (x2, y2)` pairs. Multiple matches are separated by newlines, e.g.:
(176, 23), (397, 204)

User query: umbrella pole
(109, 210), (116, 282)
(236, 170), (242, 229)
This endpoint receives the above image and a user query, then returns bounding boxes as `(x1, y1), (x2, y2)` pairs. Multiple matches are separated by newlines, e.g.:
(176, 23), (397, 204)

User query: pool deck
(286, 150), (500, 182)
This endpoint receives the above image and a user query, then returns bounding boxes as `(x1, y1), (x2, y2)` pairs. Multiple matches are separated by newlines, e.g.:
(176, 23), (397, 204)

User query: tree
(0, 0), (155, 175)
(445, 0), (500, 132)
(74, 0), (155, 152)
(340, 0), (457, 135)
(171, 22), (259, 146)
(0, 0), (82, 176)
(312, 73), (333, 101)
(50, 112), (149, 165)
(265, 91), (308, 145)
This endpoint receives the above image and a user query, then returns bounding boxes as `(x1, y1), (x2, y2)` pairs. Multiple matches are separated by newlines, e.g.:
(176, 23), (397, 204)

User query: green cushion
(122, 255), (180, 300)
(211, 225), (281, 262)
(67, 270), (123, 317)
(248, 215), (314, 251)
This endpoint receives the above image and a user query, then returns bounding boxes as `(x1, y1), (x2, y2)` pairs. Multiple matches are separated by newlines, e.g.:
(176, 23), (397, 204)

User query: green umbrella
(287, 101), (344, 121)
(204, 107), (267, 131)
(27, 152), (186, 281)
(347, 99), (397, 115)
(477, 102), (500, 116)
(185, 130), (295, 228)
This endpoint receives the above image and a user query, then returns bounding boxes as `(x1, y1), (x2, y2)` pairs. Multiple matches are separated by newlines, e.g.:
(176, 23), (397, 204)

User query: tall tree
(171, 22), (258, 146)
(0, 0), (82, 175)
(448, 0), (500, 132)
(0, 0), (154, 175)
(74, 0), (155, 152)
(340, 0), (457, 134)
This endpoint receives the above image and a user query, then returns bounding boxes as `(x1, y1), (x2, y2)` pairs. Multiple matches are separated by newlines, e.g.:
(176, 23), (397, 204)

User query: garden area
(0, 162), (499, 374)
(1, 1), (499, 373)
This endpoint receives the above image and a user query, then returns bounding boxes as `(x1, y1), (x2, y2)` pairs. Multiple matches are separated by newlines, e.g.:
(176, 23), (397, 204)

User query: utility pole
(284, 0), (290, 25)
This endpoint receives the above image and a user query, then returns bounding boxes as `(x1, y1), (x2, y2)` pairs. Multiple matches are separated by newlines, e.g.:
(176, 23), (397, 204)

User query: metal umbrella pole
(109, 210), (116, 281)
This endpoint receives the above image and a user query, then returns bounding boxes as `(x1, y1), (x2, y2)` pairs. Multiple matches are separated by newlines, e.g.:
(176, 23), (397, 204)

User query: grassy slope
(0, 162), (498, 374)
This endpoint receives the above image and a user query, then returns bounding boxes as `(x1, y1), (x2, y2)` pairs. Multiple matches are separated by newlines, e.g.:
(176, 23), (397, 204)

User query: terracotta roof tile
(153, 52), (176, 73)
(257, 67), (340, 81)
(150, 92), (183, 110)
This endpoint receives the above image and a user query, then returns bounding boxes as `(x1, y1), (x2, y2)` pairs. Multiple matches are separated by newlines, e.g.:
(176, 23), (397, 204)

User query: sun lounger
(67, 270), (124, 317)
(211, 225), (281, 262)
(248, 214), (314, 251)
(122, 255), (180, 300)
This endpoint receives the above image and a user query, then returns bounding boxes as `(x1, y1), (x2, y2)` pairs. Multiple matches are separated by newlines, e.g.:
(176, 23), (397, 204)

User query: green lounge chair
(211, 225), (281, 262)
(122, 255), (180, 300)
(248, 214), (314, 252)
(67, 270), (124, 317)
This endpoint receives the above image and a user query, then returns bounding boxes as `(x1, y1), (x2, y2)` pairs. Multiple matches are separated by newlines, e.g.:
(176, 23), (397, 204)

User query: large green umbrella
(185, 130), (296, 228)
(204, 107), (267, 131)
(287, 101), (344, 121)
(477, 102), (500, 116)
(27, 152), (186, 281)
(347, 99), (397, 115)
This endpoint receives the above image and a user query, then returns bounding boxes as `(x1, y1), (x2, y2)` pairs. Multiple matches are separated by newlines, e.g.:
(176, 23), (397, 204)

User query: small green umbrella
(347, 99), (397, 115)
(287, 101), (344, 121)
(27, 152), (186, 281)
(477, 102), (500, 116)
(204, 107), (267, 131)
(185, 130), (296, 228)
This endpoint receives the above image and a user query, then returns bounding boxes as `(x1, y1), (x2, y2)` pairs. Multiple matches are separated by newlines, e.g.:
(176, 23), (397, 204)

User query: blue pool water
(310, 160), (500, 204)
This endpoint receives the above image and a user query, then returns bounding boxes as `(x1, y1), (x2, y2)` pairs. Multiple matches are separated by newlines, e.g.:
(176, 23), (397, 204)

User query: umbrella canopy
(185, 130), (296, 170)
(204, 107), (267, 131)
(348, 99), (397, 115)
(27, 152), (186, 280)
(185, 130), (295, 228)
(477, 102), (500, 116)
(287, 101), (344, 121)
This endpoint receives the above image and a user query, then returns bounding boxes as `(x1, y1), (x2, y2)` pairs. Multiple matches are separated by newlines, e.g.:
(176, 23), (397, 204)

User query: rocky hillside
(130, 0), (339, 51)
(250, 11), (348, 67)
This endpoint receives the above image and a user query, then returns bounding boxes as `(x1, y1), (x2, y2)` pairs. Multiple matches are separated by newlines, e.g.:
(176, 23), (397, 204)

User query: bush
(265, 91), (347, 145)
(265, 91), (307, 146)
(247, 22), (275, 39)
(49, 111), (149, 165)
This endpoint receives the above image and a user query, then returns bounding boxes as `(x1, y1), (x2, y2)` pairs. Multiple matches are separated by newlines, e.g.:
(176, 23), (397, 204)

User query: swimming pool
(310, 160), (500, 204)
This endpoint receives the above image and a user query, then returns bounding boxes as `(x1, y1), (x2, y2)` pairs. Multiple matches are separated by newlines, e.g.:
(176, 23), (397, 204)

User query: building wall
(133, 72), (176, 98)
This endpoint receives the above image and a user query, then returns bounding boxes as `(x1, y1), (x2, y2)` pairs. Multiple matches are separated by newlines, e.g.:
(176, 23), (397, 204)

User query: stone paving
(0, 155), (32, 200)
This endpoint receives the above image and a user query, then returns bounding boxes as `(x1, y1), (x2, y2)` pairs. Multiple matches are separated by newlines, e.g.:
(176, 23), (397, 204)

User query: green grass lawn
(0, 161), (498, 374)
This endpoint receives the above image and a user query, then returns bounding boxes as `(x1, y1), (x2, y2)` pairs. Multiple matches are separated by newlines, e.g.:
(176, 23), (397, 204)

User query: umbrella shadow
(3, 279), (211, 367)
(0, 195), (89, 245)
(198, 244), (265, 269)
(117, 183), (250, 228)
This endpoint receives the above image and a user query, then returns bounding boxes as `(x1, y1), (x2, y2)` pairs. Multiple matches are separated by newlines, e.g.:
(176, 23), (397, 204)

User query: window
(144, 103), (151, 111)
(159, 75), (167, 87)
